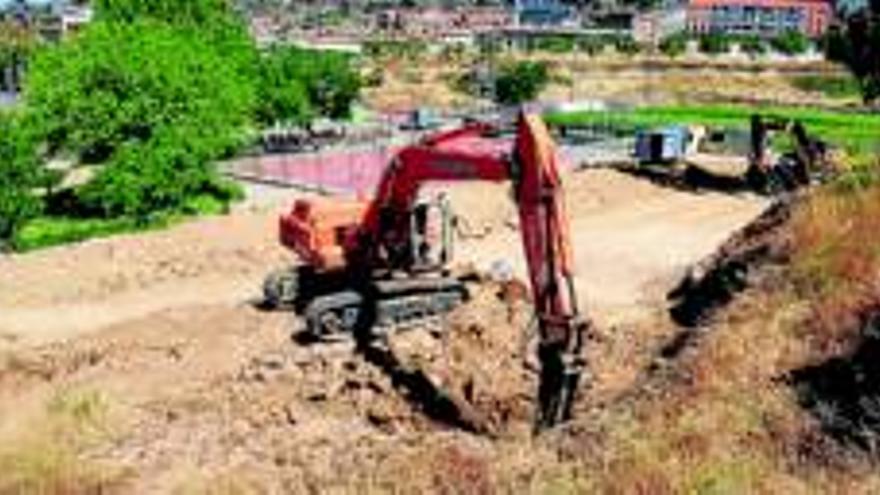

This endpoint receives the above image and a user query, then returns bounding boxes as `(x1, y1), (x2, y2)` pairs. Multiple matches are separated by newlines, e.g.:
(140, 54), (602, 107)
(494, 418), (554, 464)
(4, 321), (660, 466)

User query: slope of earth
(0, 169), (767, 493)
(561, 176), (880, 493)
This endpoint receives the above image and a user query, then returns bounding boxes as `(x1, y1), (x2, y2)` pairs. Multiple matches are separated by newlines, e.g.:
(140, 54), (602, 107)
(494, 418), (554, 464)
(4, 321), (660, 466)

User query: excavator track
(302, 277), (468, 338)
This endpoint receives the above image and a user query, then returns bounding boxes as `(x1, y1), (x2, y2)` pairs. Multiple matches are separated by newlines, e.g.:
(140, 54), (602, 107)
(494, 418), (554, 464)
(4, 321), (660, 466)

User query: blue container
(635, 126), (690, 164)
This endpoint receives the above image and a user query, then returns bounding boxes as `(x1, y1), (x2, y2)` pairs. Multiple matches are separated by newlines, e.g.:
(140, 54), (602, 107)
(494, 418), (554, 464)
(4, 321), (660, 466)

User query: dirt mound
(0, 279), (540, 491)
(0, 210), (288, 309)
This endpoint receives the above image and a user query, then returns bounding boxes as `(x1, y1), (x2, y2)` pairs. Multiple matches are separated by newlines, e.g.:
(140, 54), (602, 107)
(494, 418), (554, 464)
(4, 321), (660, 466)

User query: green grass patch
(790, 74), (862, 99)
(545, 104), (880, 154)
(11, 193), (232, 253)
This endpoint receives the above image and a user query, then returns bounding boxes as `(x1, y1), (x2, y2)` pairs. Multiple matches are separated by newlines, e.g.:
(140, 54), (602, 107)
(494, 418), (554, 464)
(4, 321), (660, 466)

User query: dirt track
(0, 169), (768, 492)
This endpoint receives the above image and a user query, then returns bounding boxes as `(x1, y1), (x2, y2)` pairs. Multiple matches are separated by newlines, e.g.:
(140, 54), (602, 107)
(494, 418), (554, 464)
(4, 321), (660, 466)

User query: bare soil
(0, 169), (767, 492)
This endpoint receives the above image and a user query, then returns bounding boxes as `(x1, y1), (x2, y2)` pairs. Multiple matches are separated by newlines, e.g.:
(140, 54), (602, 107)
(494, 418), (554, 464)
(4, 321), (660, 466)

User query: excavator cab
(408, 193), (454, 271)
(372, 192), (455, 273)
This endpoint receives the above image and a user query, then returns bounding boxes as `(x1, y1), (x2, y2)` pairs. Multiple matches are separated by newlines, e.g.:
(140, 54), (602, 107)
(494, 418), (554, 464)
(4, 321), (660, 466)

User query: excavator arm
(355, 113), (588, 428)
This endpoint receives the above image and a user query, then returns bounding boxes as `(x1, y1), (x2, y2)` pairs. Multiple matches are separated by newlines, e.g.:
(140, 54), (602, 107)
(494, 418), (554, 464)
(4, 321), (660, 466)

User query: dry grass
(171, 470), (263, 495)
(538, 171), (880, 494)
(790, 165), (880, 353)
(0, 388), (128, 495)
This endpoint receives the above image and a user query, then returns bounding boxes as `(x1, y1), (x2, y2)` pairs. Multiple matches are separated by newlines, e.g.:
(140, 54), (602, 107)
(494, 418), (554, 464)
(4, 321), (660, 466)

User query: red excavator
(265, 112), (590, 429)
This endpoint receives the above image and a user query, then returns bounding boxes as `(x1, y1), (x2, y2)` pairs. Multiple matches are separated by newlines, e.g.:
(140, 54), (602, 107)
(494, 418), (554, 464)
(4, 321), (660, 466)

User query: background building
(686, 0), (833, 37)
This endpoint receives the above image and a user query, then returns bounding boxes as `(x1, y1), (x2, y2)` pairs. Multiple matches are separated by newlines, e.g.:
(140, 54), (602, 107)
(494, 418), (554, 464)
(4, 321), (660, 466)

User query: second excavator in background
(746, 114), (831, 194)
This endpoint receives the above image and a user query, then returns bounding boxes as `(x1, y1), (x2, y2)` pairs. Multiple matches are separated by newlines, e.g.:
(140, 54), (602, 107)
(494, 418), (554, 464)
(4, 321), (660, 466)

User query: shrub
(77, 126), (216, 218)
(0, 113), (45, 245)
(770, 30), (810, 55)
(494, 61), (549, 105)
(536, 35), (576, 53)
(791, 74), (862, 99)
(614, 36), (642, 55)
(660, 34), (688, 57)
(578, 36), (605, 55)
(736, 35), (765, 56)
(699, 33), (730, 54)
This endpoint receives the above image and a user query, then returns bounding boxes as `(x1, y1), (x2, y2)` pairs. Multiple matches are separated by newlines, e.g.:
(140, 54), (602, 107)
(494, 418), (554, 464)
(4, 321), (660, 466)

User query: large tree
(25, 19), (255, 217)
(493, 61), (549, 106)
(826, 1), (880, 104)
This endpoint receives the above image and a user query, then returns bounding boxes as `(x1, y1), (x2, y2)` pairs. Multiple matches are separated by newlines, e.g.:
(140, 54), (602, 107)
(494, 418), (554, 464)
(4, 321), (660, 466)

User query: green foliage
(95, 0), (236, 27)
(791, 74), (862, 99)
(613, 36), (641, 55)
(659, 33), (688, 57)
(578, 36), (605, 55)
(13, 215), (152, 252)
(11, 187), (237, 252)
(494, 61), (549, 105)
(699, 33), (730, 54)
(256, 48), (314, 126)
(770, 30), (809, 55)
(27, 21), (255, 164)
(0, 112), (45, 245)
(94, 0), (257, 76)
(735, 35), (765, 55)
(534, 35), (576, 53)
(824, 7), (880, 104)
(25, 20), (255, 217)
(256, 46), (361, 124)
(76, 126), (215, 217)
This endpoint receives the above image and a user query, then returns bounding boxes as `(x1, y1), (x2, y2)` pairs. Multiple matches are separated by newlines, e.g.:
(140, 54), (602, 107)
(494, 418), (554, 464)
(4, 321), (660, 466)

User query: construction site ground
(0, 168), (768, 492)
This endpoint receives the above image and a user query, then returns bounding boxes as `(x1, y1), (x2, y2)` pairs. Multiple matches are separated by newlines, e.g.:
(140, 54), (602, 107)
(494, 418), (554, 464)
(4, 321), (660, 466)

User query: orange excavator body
(280, 197), (366, 271)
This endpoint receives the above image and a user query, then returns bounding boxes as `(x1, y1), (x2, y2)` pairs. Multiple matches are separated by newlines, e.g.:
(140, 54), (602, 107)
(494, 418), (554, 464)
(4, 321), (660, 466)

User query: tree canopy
(26, 21), (255, 165)
(95, 0), (238, 27)
(256, 46), (362, 125)
(826, 3), (880, 103)
(494, 61), (549, 106)
(25, 19), (255, 217)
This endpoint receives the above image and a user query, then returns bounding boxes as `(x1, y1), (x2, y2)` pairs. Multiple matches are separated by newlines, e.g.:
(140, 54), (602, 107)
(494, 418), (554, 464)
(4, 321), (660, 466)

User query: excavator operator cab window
(410, 193), (453, 271)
